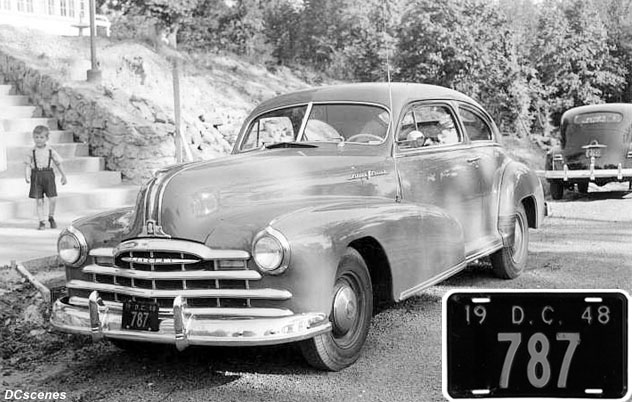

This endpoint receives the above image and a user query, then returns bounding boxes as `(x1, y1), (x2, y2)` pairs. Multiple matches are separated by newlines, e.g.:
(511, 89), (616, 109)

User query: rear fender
(272, 199), (465, 307)
(497, 161), (545, 245)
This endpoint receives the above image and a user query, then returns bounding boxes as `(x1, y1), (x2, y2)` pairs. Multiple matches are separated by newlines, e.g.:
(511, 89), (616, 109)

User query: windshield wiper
(264, 142), (319, 149)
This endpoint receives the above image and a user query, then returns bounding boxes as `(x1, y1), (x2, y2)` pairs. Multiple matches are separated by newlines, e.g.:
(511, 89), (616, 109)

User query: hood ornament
(139, 219), (171, 238)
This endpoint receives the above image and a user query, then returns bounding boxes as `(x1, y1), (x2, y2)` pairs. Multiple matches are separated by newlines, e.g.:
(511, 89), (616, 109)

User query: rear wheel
(550, 181), (564, 200)
(577, 182), (589, 194)
(300, 248), (373, 371)
(491, 204), (529, 279)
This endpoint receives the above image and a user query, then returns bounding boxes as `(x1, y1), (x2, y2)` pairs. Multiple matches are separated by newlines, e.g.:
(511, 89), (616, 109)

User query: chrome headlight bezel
(57, 226), (88, 267)
(252, 227), (291, 275)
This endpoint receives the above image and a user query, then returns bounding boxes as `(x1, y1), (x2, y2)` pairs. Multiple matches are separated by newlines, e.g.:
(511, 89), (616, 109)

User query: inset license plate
(443, 290), (629, 399)
(122, 301), (159, 331)
(585, 148), (602, 158)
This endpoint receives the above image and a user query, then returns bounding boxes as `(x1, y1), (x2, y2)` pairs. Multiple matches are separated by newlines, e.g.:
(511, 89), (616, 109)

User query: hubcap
(511, 215), (525, 262)
(332, 284), (358, 335)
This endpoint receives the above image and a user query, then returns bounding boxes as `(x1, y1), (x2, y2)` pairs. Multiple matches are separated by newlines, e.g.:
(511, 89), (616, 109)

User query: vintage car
(545, 103), (632, 199)
(51, 83), (545, 371)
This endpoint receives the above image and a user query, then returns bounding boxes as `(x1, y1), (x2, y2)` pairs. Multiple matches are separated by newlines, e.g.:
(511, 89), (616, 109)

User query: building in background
(0, 0), (109, 36)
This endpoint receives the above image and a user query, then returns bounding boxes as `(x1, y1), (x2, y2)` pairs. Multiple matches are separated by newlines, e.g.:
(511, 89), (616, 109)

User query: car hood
(127, 148), (397, 244)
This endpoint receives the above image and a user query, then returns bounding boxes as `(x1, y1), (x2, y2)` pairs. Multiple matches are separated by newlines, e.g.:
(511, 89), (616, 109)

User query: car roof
(562, 103), (632, 120)
(250, 83), (483, 116)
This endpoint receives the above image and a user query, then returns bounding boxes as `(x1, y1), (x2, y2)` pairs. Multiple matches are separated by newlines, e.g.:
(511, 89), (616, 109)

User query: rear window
(573, 112), (622, 125)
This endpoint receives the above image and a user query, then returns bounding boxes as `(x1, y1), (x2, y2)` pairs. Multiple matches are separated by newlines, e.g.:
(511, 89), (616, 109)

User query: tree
(394, 0), (527, 133)
(531, 0), (626, 128)
(104, 0), (201, 48)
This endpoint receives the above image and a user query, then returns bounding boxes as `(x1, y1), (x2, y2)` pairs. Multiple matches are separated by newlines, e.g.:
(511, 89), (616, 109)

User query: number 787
(497, 332), (580, 389)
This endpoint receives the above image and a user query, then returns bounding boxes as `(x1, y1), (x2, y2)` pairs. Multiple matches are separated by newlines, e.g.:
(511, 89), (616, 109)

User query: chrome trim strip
(82, 265), (262, 281)
(89, 248), (114, 257)
(69, 296), (293, 317)
(63, 226), (89, 267)
(395, 142), (501, 158)
(297, 102), (313, 140)
(114, 238), (250, 260)
(51, 298), (331, 347)
(252, 226), (291, 275)
(68, 280), (292, 300)
(121, 256), (200, 265)
(465, 240), (504, 263)
(398, 261), (467, 300)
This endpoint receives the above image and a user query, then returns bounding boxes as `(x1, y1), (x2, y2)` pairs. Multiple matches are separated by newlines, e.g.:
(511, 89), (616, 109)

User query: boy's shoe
(38, 221), (46, 230)
(48, 216), (57, 229)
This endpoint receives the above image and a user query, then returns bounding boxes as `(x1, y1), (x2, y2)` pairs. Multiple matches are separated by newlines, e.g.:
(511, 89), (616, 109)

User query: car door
(395, 101), (482, 276)
(456, 103), (505, 253)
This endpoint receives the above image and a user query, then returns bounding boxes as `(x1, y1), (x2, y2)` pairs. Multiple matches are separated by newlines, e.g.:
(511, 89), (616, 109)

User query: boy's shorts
(29, 169), (57, 199)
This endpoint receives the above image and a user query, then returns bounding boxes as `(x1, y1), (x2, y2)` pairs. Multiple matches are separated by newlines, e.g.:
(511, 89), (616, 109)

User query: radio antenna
(383, 1), (402, 203)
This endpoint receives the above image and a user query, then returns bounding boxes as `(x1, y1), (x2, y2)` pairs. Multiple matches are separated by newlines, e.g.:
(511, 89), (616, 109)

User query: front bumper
(545, 163), (632, 181)
(50, 291), (331, 349)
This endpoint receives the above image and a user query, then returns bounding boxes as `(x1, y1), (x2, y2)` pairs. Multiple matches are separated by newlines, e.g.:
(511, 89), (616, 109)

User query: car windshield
(239, 103), (390, 152)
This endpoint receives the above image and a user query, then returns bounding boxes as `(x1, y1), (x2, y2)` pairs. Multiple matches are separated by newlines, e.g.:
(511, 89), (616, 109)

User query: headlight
(57, 226), (88, 267)
(252, 227), (290, 274)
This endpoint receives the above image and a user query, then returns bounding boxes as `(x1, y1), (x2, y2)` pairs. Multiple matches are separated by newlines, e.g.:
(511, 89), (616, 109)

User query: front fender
(497, 161), (545, 241)
(268, 198), (465, 307)
(69, 207), (135, 251)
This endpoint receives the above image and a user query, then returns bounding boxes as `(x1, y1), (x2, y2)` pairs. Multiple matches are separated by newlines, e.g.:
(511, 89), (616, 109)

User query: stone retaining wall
(0, 51), (231, 183)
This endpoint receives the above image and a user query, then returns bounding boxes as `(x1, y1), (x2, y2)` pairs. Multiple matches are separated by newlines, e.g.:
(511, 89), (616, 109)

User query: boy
(24, 125), (67, 230)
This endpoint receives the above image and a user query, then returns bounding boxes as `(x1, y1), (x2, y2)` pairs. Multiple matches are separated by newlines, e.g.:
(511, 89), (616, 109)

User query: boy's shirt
(24, 145), (63, 169)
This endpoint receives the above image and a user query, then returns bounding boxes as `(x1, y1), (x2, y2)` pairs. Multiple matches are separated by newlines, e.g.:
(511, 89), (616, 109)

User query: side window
(458, 108), (493, 141)
(397, 104), (461, 150)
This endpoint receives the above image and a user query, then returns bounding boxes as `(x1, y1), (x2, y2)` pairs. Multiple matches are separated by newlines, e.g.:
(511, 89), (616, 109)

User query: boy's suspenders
(32, 149), (53, 170)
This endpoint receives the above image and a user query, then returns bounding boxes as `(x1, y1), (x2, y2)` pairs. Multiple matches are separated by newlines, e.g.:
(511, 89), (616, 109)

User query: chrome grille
(67, 240), (291, 315)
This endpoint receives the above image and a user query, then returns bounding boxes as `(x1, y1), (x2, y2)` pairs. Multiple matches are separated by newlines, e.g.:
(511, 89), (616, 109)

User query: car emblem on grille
(140, 219), (171, 238)
(121, 256), (200, 265)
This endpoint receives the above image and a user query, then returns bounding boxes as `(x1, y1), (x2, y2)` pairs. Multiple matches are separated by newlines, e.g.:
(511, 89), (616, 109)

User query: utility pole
(86, 0), (102, 83)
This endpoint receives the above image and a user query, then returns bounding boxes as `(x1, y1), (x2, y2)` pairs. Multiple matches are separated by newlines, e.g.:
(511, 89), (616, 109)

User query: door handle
(467, 156), (481, 163)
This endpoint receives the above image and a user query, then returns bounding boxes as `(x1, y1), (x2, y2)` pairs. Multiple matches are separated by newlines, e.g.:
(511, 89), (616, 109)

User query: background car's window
(397, 104), (460, 150)
(458, 108), (493, 141)
(240, 106), (307, 151)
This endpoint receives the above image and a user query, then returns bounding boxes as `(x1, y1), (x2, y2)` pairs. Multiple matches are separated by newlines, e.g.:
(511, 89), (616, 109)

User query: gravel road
(2, 183), (631, 402)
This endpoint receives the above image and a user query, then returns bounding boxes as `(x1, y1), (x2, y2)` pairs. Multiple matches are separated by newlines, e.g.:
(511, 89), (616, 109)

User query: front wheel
(491, 204), (529, 279)
(300, 248), (373, 371)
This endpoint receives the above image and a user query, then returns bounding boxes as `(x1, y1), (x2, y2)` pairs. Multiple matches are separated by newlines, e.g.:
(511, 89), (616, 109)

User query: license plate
(585, 148), (602, 158)
(444, 290), (629, 399)
(121, 300), (159, 331)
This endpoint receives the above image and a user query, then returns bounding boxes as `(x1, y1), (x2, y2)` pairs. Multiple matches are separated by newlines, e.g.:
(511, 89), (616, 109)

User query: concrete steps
(0, 171), (124, 197)
(0, 156), (104, 177)
(8, 143), (89, 159)
(0, 95), (29, 106)
(0, 81), (138, 232)
(1, 117), (56, 132)
(0, 105), (37, 118)
(0, 184), (139, 221)
(0, 84), (13, 96)
(4, 130), (74, 146)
